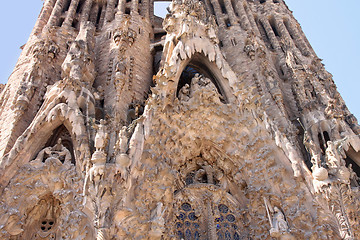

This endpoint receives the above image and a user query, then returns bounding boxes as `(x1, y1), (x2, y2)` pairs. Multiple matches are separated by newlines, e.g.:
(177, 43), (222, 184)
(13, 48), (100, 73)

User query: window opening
(225, 18), (231, 28)
(256, 16), (273, 50)
(269, 17), (280, 37)
(231, 0), (238, 16)
(58, 17), (65, 27)
(62, 0), (72, 13)
(323, 131), (331, 144)
(283, 19), (295, 40)
(154, 32), (166, 42)
(96, 6), (103, 25)
(231, 38), (237, 46)
(76, 0), (86, 13)
(219, 0), (227, 14)
(215, 204), (240, 239)
(152, 45), (163, 75)
(125, 7), (131, 14)
(175, 203), (201, 239)
(260, 0), (266, 3)
(318, 132), (326, 155)
(72, 19), (79, 29)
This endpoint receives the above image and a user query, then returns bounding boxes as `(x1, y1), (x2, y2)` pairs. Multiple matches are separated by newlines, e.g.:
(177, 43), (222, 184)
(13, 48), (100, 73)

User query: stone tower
(0, 0), (359, 239)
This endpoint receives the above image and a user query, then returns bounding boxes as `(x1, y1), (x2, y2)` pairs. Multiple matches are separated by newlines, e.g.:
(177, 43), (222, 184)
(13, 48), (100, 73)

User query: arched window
(173, 188), (245, 239)
(177, 55), (229, 103)
(43, 125), (75, 164)
(171, 157), (247, 239)
(23, 196), (61, 239)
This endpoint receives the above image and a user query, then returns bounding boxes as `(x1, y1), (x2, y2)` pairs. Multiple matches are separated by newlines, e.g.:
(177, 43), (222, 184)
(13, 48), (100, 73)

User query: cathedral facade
(0, 0), (359, 239)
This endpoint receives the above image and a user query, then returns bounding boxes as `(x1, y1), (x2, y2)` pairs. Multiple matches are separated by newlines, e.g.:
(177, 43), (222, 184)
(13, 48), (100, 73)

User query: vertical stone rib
(89, 3), (99, 25)
(243, 3), (260, 36)
(235, 1), (251, 30)
(80, 0), (93, 24)
(63, 0), (80, 27)
(209, 0), (225, 27)
(142, 0), (150, 18)
(98, 4), (107, 29)
(260, 17), (281, 51)
(118, 0), (126, 14)
(131, 0), (139, 15)
(284, 18), (310, 56)
(150, 0), (154, 24)
(224, 0), (238, 26)
(105, 0), (117, 22)
(34, 0), (57, 34)
(47, 0), (66, 27)
(275, 16), (302, 57)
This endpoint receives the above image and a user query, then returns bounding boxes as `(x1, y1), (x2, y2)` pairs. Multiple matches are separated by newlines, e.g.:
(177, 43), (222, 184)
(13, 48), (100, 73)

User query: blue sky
(0, 0), (359, 120)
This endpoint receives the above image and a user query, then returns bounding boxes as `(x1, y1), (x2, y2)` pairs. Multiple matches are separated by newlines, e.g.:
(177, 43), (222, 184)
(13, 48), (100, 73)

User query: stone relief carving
(33, 138), (72, 164)
(178, 73), (223, 104)
(12, 72), (38, 119)
(30, 39), (60, 62)
(264, 198), (295, 240)
(0, 155), (93, 239)
(62, 23), (96, 86)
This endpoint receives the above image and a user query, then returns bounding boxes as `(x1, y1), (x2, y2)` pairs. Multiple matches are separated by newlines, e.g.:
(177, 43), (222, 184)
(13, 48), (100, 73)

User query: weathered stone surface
(0, 0), (359, 239)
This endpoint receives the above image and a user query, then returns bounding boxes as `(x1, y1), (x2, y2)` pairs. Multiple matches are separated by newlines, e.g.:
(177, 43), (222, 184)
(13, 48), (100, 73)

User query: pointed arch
(173, 53), (235, 104)
(0, 90), (91, 187)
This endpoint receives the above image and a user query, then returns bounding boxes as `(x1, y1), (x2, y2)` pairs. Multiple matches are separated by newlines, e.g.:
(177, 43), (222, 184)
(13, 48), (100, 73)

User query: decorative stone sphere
(313, 167), (328, 181)
(116, 153), (130, 167)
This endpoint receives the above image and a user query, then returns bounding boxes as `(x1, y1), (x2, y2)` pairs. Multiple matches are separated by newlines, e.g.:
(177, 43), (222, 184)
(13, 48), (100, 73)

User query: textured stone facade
(0, 0), (360, 239)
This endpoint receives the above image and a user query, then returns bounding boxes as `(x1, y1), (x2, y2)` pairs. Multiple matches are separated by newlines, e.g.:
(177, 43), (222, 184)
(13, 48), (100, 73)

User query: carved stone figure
(62, 23), (95, 86)
(303, 130), (321, 169)
(178, 83), (190, 102)
(264, 198), (294, 240)
(270, 207), (289, 236)
(94, 119), (108, 152)
(33, 138), (72, 164)
(149, 202), (165, 238)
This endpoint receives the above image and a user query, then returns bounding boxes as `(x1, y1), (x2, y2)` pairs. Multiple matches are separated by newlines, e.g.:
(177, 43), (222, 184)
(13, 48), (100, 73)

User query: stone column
(63, 0), (80, 27)
(89, 3), (99, 25)
(80, 0), (93, 24)
(47, 0), (67, 27)
(275, 16), (302, 57)
(118, 0), (126, 14)
(209, 0), (225, 27)
(131, 0), (139, 15)
(260, 17), (281, 51)
(34, 0), (57, 34)
(235, 0), (251, 30)
(283, 18), (310, 56)
(98, 5), (107, 28)
(105, 0), (117, 22)
(224, 0), (238, 27)
(243, 3), (260, 36)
